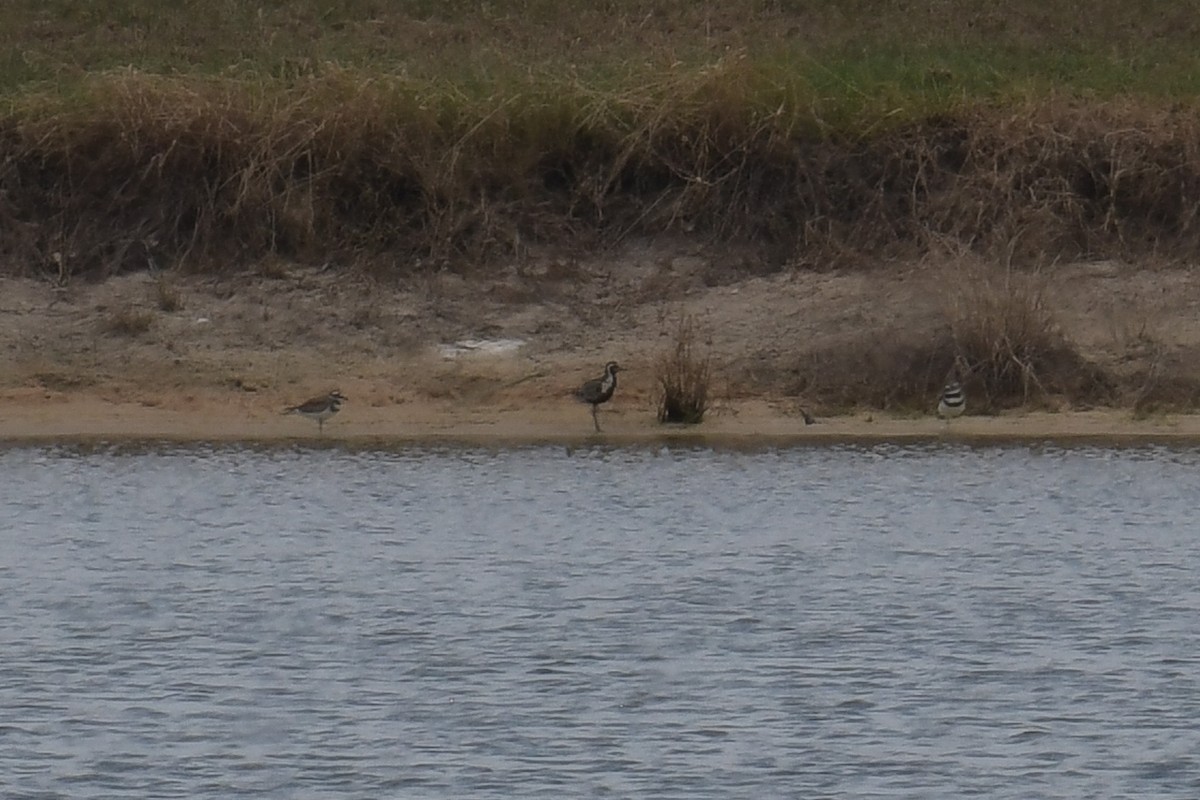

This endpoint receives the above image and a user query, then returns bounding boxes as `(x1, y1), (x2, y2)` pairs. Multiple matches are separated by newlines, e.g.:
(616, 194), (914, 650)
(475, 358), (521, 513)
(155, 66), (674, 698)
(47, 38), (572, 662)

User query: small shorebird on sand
(576, 362), (621, 433)
(284, 390), (346, 434)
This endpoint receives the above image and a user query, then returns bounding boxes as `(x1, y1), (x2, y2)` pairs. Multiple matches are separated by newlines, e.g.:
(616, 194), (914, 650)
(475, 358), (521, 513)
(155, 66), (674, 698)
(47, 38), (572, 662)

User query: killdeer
(576, 361), (621, 432)
(284, 390), (346, 434)
(937, 381), (966, 420)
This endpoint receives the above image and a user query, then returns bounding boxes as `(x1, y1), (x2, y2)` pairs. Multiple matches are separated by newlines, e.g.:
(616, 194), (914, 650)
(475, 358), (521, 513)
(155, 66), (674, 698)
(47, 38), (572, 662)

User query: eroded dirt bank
(3, 241), (1200, 443)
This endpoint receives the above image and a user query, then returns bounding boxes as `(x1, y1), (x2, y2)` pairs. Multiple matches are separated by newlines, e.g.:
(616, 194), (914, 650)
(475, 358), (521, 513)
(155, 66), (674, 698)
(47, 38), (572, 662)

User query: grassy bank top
(5, 1), (1200, 106)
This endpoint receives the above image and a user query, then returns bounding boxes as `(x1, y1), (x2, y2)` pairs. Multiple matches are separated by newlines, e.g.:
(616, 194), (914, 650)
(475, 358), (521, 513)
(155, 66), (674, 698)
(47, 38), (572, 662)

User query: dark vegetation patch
(5, 77), (1200, 282)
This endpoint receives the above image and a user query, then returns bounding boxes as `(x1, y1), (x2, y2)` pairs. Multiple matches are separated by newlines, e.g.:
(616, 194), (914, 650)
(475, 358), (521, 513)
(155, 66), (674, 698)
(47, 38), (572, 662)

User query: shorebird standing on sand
(284, 390), (346, 434)
(577, 361), (621, 432)
(937, 381), (966, 420)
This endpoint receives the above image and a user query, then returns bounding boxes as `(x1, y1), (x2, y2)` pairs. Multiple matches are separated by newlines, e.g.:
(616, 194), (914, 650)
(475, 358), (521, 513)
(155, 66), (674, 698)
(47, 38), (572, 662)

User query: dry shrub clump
(946, 262), (1058, 405)
(104, 306), (155, 336)
(943, 257), (1113, 410)
(1131, 374), (1200, 417)
(1121, 344), (1200, 417)
(787, 255), (1116, 414)
(656, 315), (712, 424)
(152, 276), (184, 311)
(792, 333), (958, 415)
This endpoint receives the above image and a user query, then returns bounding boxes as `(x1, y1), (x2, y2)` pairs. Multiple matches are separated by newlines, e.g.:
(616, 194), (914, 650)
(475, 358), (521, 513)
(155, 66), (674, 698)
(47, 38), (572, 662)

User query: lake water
(2, 442), (1199, 799)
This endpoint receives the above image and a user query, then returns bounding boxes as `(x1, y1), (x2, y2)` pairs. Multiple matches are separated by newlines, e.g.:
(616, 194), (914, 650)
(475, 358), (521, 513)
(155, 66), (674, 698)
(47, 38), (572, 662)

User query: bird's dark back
(577, 367), (617, 406)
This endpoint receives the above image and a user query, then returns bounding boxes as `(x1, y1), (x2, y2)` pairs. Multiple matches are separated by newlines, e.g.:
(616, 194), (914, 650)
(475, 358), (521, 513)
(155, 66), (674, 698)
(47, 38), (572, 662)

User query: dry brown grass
(943, 256), (1114, 410)
(785, 252), (1121, 415)
(1126, 347), (1200, 417)
(656, 315), (712, 424)
(943, 259), (1058, 406)
(792, 333), (959, 415)
(6, 70), (1200, 282)
(4, 3), (1200, 283)
(104, 306), (155, 336)
(152, 276), (184, 312)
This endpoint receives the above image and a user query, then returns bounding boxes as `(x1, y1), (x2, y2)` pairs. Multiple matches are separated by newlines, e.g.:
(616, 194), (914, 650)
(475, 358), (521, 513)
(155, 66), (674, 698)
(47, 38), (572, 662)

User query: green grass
(5, 1), (1200, 106)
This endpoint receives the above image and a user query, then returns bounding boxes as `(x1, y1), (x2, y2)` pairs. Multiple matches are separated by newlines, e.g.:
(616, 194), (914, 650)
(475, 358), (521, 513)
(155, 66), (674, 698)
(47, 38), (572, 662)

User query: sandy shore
(5, 243), (1200, 447)
(2, 390), (1198, 447)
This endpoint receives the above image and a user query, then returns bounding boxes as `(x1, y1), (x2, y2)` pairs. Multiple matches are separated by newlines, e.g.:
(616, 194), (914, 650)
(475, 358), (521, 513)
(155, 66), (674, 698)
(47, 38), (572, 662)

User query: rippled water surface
(2, 442), (1199, 798)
